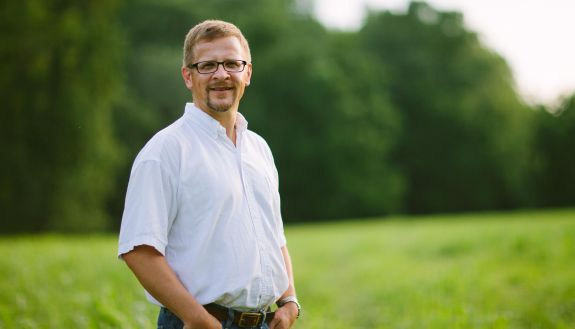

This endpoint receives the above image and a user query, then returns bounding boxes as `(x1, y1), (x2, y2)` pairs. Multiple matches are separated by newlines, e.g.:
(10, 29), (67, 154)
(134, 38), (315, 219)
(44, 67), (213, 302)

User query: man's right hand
(183, 315), (221, 329)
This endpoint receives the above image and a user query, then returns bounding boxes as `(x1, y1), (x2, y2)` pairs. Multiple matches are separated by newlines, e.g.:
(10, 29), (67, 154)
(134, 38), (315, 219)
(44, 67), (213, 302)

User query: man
(118, 20), (300, 329)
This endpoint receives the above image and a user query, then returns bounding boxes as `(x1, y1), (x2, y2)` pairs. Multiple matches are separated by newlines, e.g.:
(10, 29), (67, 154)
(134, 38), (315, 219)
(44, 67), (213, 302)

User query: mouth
(209, 86), (234, 92)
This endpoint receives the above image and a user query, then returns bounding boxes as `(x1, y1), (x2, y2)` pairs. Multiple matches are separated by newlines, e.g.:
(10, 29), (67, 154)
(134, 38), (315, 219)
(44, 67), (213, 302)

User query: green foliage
(1, 209), (574, 328)
(359, 2), (534, 214)
(245, 23), (404, 220)
(530, 93), (575, 207)
(0, 0), (124, 232)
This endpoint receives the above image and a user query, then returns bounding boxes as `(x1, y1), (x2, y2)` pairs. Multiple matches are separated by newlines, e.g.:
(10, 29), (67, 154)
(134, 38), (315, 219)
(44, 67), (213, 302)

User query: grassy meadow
(0, 209), (573, 328)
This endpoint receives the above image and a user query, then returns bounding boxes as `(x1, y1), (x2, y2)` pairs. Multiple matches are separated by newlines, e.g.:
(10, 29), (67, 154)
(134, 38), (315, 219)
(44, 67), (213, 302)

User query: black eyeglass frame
(188, 60), (248, 74)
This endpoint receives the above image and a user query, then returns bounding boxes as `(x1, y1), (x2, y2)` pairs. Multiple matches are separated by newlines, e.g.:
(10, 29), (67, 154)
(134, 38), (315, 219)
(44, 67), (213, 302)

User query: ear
(182, 66), (193, 90)
(244, 63), (252, 86)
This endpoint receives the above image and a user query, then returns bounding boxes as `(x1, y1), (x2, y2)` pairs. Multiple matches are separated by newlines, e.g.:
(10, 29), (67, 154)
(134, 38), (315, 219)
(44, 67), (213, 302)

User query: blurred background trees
(1, 0), (573, 233)
(530, 94), (575, 208)
(1, 0), (123, 232)
(359, 3), (534, 213)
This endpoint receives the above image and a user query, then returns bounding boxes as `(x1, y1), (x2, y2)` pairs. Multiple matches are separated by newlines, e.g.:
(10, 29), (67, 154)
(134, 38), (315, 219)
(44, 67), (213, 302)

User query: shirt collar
(235, 111), (248, 134)
(184, 103), (248, 139)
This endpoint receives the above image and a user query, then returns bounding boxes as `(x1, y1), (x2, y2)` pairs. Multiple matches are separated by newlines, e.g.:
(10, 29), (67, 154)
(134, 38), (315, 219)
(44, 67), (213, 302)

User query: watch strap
(276, 296), (301, 318)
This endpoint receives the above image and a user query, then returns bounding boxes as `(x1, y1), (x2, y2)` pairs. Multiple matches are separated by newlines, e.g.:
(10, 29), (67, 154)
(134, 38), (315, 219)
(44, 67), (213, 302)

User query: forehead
(193, 36), (246, 61)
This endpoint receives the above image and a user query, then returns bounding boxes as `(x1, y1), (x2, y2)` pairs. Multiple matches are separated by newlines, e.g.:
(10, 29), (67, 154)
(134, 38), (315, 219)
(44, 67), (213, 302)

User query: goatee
(207, 99), (232, 113)
(206, 88), (235, 112)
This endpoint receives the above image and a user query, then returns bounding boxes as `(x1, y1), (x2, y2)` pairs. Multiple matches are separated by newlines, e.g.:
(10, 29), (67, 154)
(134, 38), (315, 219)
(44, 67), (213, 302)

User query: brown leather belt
(204, 303), (275, 327)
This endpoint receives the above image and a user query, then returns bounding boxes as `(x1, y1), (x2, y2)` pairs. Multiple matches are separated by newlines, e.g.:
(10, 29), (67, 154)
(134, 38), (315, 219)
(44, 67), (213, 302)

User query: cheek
(191, 80), (206, 94)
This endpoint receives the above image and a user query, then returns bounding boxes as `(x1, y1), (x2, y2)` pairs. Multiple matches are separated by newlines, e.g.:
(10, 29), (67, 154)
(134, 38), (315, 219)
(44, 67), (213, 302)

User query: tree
(245, 22), (404, 221)
(0, 0), (123, 232)
(359, 2), (533, 213)
(530, 94), (575, 207)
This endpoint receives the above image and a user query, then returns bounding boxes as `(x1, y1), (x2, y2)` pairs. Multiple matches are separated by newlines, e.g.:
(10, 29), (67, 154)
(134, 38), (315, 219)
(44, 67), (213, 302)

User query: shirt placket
(236, 135), (274, 309)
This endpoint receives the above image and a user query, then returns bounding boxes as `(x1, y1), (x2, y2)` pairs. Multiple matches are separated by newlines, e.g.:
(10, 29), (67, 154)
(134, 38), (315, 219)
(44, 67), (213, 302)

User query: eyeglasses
(188, 60), (248, 74)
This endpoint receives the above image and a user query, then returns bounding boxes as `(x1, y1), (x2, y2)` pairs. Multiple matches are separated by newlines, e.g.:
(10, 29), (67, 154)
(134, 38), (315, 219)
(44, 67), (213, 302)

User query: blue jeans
(157, 307), (270, 329)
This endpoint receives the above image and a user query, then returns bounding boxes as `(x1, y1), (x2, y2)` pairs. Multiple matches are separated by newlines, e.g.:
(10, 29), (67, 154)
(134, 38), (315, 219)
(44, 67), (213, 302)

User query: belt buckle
(238, 312), (262, 327)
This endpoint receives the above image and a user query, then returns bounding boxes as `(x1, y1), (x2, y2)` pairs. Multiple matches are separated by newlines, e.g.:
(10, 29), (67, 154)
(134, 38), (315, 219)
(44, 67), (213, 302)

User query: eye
(198, 61), (216, 71)
(224, 60), (242, 70)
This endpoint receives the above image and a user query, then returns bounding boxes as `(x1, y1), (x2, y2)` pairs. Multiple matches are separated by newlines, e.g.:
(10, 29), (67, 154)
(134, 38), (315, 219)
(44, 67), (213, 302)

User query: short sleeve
(118, 159), (178, 258)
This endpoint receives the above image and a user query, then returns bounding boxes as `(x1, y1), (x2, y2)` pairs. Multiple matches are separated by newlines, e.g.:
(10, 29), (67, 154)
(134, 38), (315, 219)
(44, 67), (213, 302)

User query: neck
(200, 105), (238, 145)
(219, 113), (237, 145)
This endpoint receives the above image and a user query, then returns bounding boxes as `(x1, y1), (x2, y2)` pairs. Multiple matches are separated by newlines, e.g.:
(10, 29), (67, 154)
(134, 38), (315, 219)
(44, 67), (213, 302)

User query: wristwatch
(276, 296), (301, 318)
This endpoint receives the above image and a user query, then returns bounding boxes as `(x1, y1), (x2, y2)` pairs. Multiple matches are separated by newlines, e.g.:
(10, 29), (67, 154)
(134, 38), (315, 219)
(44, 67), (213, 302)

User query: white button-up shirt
(118, 103), (289, 311)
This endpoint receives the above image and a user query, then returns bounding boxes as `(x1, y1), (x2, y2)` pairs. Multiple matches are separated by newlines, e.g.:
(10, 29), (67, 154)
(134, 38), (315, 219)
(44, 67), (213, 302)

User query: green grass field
(1, 209), (573, 328)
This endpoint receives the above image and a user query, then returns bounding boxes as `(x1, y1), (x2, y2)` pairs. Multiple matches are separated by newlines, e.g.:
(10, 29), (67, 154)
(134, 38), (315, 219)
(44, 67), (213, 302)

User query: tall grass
(0, 236), (155, 329)
(1, 209), (574, 328)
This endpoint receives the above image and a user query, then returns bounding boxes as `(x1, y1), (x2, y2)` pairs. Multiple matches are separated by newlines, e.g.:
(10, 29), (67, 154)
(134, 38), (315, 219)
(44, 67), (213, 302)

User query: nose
(212, 63), (230, 79)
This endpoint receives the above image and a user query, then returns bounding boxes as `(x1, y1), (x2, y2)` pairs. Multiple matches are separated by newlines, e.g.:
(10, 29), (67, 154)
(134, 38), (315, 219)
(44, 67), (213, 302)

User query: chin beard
(207, 99), (232, 113)
(207, 92), (237, 112)
(206, 88), (237, 113)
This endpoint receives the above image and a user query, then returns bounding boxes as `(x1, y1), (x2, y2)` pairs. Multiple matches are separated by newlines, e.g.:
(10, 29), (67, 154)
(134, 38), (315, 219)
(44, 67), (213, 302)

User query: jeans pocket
(157, 307), (185, 329)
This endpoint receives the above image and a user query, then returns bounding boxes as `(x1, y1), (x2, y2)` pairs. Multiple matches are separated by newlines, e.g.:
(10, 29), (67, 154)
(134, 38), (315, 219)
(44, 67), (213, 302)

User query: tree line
(1, 0), (574, 233)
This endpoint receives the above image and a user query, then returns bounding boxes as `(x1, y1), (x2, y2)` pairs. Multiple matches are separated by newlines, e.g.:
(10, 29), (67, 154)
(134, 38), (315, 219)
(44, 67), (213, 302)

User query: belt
(204, 303), (275, 328)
